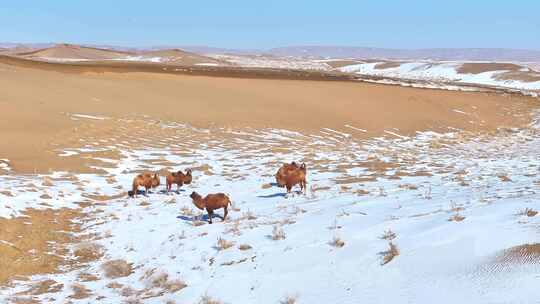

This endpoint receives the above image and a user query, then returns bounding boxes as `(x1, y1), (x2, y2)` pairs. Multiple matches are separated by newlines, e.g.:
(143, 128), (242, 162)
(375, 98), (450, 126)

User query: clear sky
(1, 0), (539, 49)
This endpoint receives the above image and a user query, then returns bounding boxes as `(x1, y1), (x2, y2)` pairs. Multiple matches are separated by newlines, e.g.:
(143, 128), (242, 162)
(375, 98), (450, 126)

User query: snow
(71, 114), (109, 120)
(1, 117), (540, 303)
(36, 57), (92, 62)
(209, 54), (332, 70)
(115, 56), (164, 63)
(339, 61), (540, 92)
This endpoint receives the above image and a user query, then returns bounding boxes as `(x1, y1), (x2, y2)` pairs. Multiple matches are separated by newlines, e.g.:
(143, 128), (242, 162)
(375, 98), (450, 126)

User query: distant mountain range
(265, 46), (540, 62)
(2, 43), (540, 62)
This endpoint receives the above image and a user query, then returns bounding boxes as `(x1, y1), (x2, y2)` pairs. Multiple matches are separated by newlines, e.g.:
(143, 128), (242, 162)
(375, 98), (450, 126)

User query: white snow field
(208, 54), (332, 70)
(1, 115), (540, 303)
(339, 61), (540, 92)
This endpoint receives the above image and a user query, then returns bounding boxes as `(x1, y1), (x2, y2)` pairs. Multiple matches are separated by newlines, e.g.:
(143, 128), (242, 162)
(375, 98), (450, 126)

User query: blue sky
(1, 0), (538, 49)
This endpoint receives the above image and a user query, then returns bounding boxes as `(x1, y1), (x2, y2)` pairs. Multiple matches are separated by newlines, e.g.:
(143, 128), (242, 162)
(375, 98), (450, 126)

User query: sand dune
(17, 43), (133, 61)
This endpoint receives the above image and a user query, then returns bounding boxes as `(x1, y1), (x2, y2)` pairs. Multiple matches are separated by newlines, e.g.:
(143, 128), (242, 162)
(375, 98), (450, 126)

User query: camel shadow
(177, 214), (224, 223)
(127, 189), (152, 197)
(257, 192), (287, 198)
(161, 189), (186, 195)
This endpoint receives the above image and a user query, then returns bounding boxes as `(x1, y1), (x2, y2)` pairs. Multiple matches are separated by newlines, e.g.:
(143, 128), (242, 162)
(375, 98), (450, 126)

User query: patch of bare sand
(374, 61), (404, 69)
(0, 58), (537, 173)
(0, 208), (84, 285)
(495, 70), (540, 83)
(457, 63), (523, 74)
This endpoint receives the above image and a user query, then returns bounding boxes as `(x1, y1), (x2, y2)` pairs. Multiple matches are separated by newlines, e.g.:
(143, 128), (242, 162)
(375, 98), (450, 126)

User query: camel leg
(207, 209), (214, 224)
(223, 206), (228, 222)
(145, 186), (149, 196)
(177, 183), (181, 194)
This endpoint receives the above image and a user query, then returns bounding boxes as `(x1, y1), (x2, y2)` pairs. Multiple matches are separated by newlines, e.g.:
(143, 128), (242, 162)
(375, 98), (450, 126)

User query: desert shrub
(381, 242), (399, 265)
(101, 259), (133, 279)
(215, 237), (235, 251)
(272, 225), (286, 240)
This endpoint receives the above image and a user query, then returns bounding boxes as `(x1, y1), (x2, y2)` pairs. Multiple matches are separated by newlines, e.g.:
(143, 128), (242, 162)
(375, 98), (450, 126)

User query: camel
(165, 169), (192, 193)
(275, 161), (300, 187)
(130, 172), (160, 197)
(190, 191), (231, 224)
(280, 163), (307, 194)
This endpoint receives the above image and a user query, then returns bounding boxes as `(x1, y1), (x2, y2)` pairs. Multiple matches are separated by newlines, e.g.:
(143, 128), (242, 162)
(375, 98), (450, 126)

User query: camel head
(190, 191), (205, 210)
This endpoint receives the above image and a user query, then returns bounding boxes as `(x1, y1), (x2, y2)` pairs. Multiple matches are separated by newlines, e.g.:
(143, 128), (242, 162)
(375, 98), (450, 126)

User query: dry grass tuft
(180, 206), (194, 216)
(272, 225), (286, 240)
(198, 294), (223, 304)
(518, 208), (538, 217)
(224, 220), (242, 236)
(77, 272), (99, 282)
(42, 176), (54, 187)
(380, 229), (397, 241)
(148, 272), (187, 293)
(106, 282), (124, 289)
(329, 235), (345, 248)
(70, 283), (92, 299)
(191, 220), (206, 227)
(101, 259), (133, 279)
(164, 279), (188, 292)
(23, 279), (64, 295)
(241, 210), (258, 220)
(238, 244), (252, 251)
(448, 213), (466, 222)
(498, 174), (511, 182)
(73, 242), (104, 263)
(215, 237), (235, 251)
(381, 242), (399, 265)
(280, 295), (298, 304)
(261, 183), (272, 189)
(449, 201), (465, 213)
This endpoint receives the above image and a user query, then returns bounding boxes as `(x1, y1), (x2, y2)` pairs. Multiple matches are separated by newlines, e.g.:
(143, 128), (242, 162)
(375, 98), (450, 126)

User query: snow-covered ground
(339, 61), (540, 92)
(113, 56), (164, 63)
(1, 114), (540, 303)
(208, 54), (332, 70)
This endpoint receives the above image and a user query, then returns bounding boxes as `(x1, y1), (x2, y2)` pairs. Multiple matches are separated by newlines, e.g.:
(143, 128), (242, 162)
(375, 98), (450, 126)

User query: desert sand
(0, 56), (537, 173)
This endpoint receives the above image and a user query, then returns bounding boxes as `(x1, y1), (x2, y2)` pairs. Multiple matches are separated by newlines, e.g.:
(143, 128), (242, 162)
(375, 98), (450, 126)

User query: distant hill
(16, 44), (133, 61)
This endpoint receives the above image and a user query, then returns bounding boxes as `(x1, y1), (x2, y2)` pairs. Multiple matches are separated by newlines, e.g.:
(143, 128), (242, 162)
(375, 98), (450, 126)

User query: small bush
(199, 294), (223, 304)
(215, 237), (235, 251)
(381, 242), (399, 265)
(101, 259), (133, 279)
(272, 225), (286, 240)
(518, 208), (538, 217)
(281, 295), (298, 304)
(380, 229), (397, 241)
(238, 244), (252, 251)
(329, 236), (345, 248)
(74, 242), (104, 263)
(448, 213), (465, 222)
(70, 283), (92, 299)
